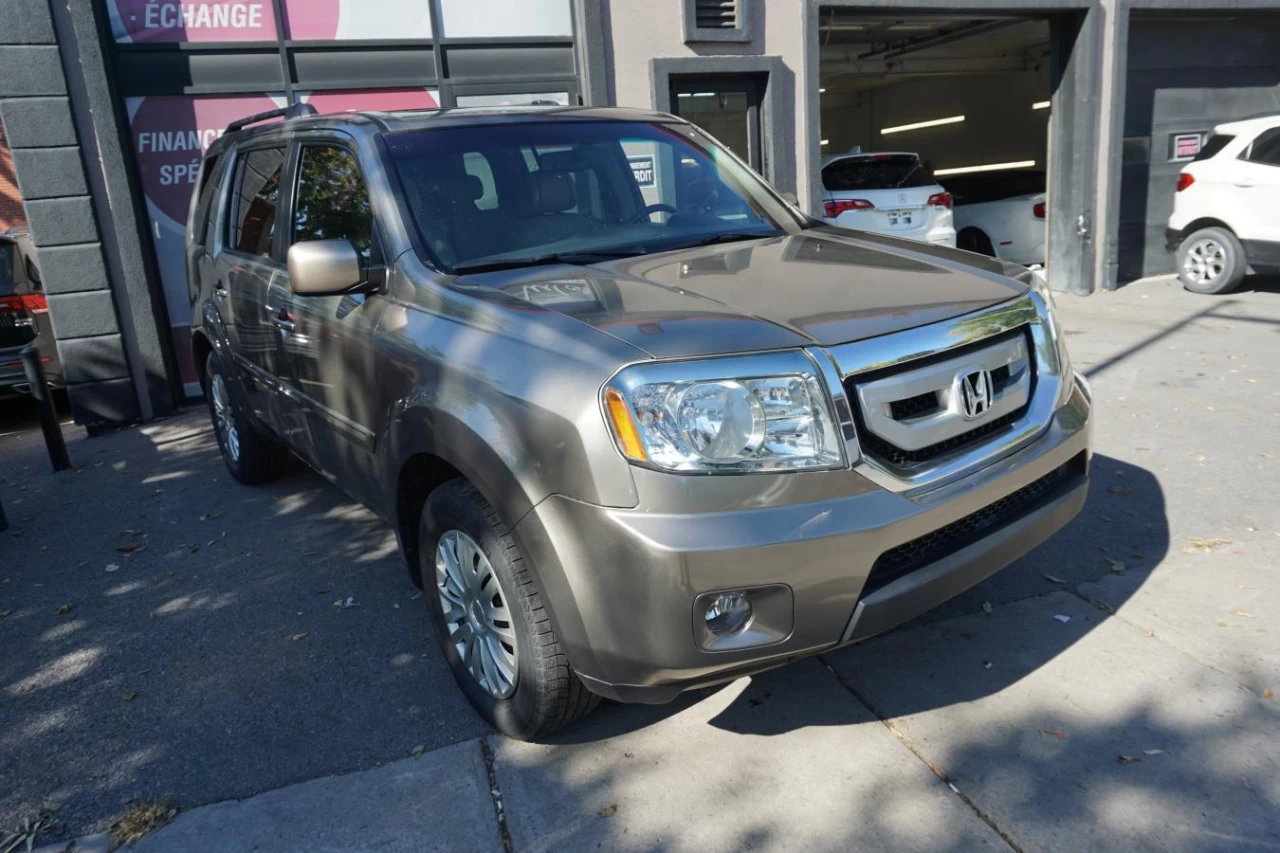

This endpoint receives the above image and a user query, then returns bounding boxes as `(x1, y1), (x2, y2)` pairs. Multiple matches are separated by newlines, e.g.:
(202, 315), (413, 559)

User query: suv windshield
(822, 155), (934, 191)
(384, 120), (801, 273)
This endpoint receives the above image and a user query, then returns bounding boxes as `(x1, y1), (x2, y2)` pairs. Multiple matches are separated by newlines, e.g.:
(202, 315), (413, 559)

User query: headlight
(603, 351), (846, 473)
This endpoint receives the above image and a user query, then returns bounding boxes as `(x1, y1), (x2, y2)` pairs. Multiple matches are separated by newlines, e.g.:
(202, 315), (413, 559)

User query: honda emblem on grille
(959, 369), (993, 420)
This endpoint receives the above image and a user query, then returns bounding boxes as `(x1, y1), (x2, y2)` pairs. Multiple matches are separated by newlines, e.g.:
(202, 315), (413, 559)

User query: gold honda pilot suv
(187, 104), (1091, 739)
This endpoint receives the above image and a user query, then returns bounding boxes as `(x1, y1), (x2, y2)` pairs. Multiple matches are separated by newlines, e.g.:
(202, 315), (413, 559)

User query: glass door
(669, 75), (765, 173)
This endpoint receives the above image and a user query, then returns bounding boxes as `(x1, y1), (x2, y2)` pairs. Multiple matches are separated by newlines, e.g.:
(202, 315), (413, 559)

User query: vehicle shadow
(550, 451), (1168, 743)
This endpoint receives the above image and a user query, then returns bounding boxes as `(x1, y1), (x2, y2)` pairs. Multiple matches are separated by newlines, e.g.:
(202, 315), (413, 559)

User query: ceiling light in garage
(934, 160), (1037, 176)
(880, 115), (964, 135)
(819, 88), (827, 93)
(1033, 101), (1050, 110)
(821, 139), (830, 146)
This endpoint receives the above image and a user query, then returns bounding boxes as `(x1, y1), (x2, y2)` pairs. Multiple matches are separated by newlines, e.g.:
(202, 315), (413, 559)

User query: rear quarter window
(1193, 134), (1234, 162)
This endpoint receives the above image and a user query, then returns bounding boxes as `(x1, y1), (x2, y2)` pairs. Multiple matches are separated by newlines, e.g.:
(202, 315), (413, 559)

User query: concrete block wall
(0, 0), (139, 428)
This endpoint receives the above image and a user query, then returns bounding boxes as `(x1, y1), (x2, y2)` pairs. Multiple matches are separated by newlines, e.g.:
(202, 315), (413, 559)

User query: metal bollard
(20, 345), (71, 473)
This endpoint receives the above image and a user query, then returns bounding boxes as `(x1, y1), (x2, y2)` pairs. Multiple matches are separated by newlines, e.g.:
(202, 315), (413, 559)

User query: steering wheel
(629, 203), (678, 223)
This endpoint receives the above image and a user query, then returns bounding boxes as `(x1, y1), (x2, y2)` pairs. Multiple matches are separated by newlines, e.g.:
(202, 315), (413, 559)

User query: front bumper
(515, 376), (1092, 703)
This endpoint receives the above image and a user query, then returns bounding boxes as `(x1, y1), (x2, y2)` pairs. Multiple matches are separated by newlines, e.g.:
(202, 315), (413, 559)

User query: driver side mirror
(287, 240), (367, 296)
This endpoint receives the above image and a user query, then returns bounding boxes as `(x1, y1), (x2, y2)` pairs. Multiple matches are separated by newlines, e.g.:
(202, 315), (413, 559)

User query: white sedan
(942, 169), (1046, 267)
(820, 152), (956, 247)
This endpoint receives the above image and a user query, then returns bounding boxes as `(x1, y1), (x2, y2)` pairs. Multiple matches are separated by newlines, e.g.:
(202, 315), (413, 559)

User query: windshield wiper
(664, 230), (784, 251)
(452, 249), (644, 275)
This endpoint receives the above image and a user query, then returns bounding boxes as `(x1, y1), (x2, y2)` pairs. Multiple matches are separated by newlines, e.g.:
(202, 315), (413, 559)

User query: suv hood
(474, 228), (1029, 359)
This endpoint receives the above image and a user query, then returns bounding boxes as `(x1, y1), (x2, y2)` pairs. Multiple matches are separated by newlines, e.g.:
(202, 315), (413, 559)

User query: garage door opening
(817, 10), (1066, 278)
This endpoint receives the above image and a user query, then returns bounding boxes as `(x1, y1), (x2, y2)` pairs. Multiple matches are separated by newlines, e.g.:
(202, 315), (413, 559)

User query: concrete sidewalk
(9, 274), (1280, 852)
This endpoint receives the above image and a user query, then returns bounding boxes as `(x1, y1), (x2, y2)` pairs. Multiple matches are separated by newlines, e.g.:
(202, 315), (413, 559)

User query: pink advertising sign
(126, 90), (437, 392)
(109, 1), (279, 43)
(109, 0), (433, 42)
(301, 89), (440, 115)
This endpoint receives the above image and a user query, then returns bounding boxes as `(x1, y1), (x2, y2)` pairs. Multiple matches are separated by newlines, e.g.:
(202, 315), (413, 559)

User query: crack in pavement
(816, 656), (1026, 853)
(480, 737), (513, 853)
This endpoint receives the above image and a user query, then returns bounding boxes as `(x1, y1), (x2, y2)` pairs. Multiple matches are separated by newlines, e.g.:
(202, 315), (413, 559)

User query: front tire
(205, 351), (289, 484)
(1177, 226), (1246, 294)
(420, 479), (599, 740)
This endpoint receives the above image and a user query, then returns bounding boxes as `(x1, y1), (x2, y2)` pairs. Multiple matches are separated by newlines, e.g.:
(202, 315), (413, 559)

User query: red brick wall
(0, 124), (28, 233)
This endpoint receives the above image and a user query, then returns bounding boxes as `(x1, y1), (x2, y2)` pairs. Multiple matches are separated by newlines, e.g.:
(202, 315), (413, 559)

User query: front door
(669, 75), (765, 173)
(275, 140), (388, 501)
(1235, 127), (1280, 248)
(216, 144), (296, 438)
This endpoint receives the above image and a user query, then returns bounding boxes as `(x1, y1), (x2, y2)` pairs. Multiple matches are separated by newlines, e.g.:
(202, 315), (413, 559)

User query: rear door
(214, 144), (296, 438)
(274, 137), (388, 497)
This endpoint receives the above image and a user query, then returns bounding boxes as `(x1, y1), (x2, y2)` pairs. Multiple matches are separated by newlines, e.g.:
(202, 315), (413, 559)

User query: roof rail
(226, 103), (317, 134)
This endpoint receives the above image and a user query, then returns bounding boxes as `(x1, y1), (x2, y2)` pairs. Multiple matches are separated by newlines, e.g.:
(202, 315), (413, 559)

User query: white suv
(821, 152), (956, 247)
(1167, 113), (1280, 294)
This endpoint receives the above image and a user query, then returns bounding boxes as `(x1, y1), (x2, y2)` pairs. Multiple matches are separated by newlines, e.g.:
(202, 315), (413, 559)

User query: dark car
(188, 105), (1090, 739)
(0, 231), (62, 398)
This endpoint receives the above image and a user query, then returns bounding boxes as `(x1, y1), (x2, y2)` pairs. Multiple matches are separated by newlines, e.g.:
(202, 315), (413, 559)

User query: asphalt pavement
(4, 274), (1278, 851)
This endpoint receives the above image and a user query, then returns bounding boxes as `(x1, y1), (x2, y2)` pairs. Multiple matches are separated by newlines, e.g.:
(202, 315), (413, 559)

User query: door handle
(213, 281), (228, 299)
(272, 314), (296, 333)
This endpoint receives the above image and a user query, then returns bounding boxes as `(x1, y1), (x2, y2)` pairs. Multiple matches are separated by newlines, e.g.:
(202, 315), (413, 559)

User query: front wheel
(420, 479), (599, 740)
(1177, 226), (1246, 294)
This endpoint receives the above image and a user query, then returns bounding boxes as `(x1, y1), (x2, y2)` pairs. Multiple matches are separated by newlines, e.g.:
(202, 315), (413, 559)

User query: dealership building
(0, 0), (1277, 427)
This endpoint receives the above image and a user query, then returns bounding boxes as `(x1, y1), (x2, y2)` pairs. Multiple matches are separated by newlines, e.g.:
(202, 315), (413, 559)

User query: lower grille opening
(859, 453), (1085, 598)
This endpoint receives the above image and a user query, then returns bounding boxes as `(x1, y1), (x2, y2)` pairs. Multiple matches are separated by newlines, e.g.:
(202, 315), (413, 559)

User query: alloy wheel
(436, 530), (519, 698)
(210, 374), (240, 462)
(1183, 238), (1226, 285)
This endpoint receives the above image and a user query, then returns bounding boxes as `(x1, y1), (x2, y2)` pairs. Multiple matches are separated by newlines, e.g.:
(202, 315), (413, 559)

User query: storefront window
(281, 0), (433, 40)
(437, 0), (571, 38)
(455, 92), (570, 108)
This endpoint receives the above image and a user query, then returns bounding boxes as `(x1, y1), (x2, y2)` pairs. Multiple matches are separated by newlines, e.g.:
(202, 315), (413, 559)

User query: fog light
(704, 592), (753, 637)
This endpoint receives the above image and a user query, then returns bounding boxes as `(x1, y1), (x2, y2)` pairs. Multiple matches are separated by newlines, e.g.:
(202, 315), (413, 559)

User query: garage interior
(817, 10), (1053, 260)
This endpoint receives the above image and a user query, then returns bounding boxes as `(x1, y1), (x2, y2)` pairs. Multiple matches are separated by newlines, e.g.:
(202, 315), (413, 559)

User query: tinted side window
(230, 147), (286, 257)
(0, 244), (15, 296)
(292, 145), (373, 259)
(1193, 134), (1233, 162)
(1244, 128), (1280, 166)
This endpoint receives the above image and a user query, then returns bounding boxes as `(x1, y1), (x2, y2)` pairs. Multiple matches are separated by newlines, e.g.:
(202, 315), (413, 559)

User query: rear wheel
(420, 479), (599, 740)
(205, 351), (289, 484)
(958, 228), (995, 257)
(1177, 226), (1246, 294)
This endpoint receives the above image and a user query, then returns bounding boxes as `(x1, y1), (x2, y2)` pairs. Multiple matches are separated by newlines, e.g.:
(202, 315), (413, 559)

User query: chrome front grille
(843, 329), (1034, 471)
